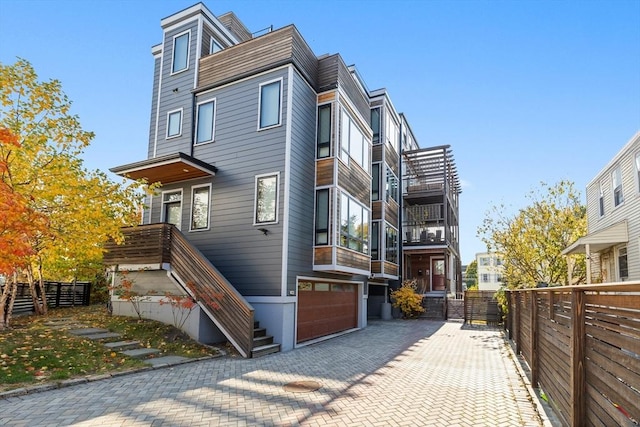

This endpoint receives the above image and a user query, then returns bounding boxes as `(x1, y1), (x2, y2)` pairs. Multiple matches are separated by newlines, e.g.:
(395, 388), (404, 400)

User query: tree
(464, 260), (478, 290)
(0, 58), (146, 327)
(478, 180), (586, 289)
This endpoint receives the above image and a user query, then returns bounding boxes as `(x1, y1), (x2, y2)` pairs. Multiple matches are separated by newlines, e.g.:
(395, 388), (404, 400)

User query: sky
(1, 0), (639, 265)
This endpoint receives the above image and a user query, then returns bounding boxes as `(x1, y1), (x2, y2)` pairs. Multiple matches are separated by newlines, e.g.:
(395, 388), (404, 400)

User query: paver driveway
(0, 320), (545, 426)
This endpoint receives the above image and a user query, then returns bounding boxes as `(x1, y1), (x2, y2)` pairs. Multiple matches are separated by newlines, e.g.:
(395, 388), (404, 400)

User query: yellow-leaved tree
(0, 58), (147, 327)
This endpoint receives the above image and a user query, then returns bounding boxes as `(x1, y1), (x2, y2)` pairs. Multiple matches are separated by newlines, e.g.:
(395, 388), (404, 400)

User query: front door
(432, 259), (445, 291)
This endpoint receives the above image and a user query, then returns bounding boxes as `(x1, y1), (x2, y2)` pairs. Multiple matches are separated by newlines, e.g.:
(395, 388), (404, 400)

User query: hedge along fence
(505, 282), (640, 427)
(2, 281), (91, 315)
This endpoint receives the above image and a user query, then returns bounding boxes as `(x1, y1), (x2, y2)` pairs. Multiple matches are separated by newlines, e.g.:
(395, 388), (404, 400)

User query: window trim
(161, 189), (183, 229)
(166, 108), (183, 139)
(315, 188), (330, 245)
(612, 166), (624, 207)
(257, 78), (283, 130)
(189, 184), (211, 232)
(170, 30), (191, 75)
(194, 98), (216, 145)
(598, 180), (605, 217)
(253, 172), (280, 225)
(617, 246), (628, 280)
(210, 37), (222, 54)
(317, 103), (331, 159)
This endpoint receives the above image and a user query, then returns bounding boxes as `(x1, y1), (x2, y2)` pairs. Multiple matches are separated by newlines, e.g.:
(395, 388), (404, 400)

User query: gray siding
(285, 70), (318, 293)
(148, 55), (161, 158)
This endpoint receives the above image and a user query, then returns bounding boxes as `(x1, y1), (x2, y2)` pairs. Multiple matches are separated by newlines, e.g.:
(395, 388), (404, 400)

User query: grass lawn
(0, 304), (221, 392)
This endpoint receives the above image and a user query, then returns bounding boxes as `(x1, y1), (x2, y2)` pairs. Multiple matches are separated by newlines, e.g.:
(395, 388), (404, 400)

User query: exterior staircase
(252, 321), (280, 358)
(420, 295), (447, 320)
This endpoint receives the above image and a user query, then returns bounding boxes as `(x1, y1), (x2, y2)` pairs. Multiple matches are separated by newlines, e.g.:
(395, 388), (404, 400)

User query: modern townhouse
(563, 131), (640, 283)
(105, 2), (462, 356)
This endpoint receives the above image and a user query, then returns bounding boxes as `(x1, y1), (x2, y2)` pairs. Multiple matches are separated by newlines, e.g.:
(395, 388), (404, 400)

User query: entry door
(432, 259), (445, 291)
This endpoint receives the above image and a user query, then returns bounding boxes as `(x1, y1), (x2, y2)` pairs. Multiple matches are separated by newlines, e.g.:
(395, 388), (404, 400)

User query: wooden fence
(464, 290), (501, 325)
(2, 281), (91, 315)
(506, 283), (640, 427)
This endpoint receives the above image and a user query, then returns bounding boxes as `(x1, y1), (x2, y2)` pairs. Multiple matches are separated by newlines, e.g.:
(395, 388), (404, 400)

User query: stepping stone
(44, 318), (75, 325)
(104, 340), (141, 351)
(84, 332), (122, 340)
(68, 328), (110, 336)
(121, 348), (161, 359)
(144, 355), (190, 367)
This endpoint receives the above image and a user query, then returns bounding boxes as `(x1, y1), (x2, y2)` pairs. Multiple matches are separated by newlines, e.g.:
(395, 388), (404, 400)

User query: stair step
(143, 355), (190, 367)
(121, 348), (161, 359)
(104, 340), (141, 351)
(253, 334), (274, 347)
(253, 327), (267, 338)
(84, 332), (122, 340)
(251, 343), (280, 358)
(254, 321), (260, 329)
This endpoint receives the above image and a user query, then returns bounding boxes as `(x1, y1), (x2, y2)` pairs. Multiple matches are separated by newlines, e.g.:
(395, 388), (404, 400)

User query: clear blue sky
(1, 0), (639, 264)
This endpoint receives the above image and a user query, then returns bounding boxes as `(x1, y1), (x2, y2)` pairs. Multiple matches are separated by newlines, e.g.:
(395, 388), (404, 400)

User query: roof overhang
(562, 220), (628, 256)
(110, 152), (217, 185)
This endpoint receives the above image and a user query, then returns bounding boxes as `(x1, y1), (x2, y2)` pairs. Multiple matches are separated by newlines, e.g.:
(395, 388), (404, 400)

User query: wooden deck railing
(104, 223), (254, 358)
(506, 283), (640, 427)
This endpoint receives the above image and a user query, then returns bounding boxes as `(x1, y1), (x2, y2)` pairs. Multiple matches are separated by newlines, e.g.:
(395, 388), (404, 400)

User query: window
(385, 224), (398, 264)
(254, 173), (279, 224)
(612, 166), (624, 207)
(385, 112), (398, 153)
(258, 80), (282, 129)
(635, 152), (640, 193)
(495, 258), (503, 266)
(599, 181), (605, 217)
(372, 164), (380, 201)
(162, 191), (182, 229)
(386, 168), (399, 203)
(340, 108), (369, 171)
(370, 108), (380, 144)
(171, 31), (190, 74)
(190, 185), (210, 231)
(166, 109), (182, 139)
(317, 104), (331, 158)
(195, 100), (215, 144)
(618, 247), (628, 280)
(481, 273), (490, 283)
(480, 257), (490, 266)
(210, 37), (222, 54)
(315, 189), (329, 245)
(340, 193), (369, 254)
(371, 221), (380, 260)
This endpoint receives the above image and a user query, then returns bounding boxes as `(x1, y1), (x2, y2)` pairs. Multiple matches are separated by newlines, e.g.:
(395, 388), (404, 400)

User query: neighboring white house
(475, 252), (504, 291)
(563, 131), (640, 283)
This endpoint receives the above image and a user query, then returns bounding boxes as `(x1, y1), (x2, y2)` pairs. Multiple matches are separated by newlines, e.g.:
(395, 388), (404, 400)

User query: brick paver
(0, 320), (547, 426)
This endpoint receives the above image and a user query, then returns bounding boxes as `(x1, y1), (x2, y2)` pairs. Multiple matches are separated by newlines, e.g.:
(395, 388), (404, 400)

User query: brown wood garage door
(297, 281), (358, 343)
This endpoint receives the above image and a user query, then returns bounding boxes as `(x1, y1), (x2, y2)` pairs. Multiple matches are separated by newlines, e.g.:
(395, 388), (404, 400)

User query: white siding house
(476, 252), (504, 291)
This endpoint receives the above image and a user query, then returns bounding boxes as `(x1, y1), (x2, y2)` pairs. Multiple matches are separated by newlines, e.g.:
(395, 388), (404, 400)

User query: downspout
(585, 244), (592, 284)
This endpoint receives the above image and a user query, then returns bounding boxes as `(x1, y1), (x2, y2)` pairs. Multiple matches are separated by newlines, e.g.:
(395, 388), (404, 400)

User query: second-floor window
(340, 109), (369, 172)
(372, 164), (380, 201)
(612, 166), (623, 207)
(315, 189), (329, 245)
(340, 193), (369, 254)
(166, 109), (182, 139)
(317, 104), (331, 158)
(371, 221), (380, 260)
(258, 79), (282, 129)
(195, 100), (215, 144)
(385, 224), (397, 264)
(171, 31), (190, 74)
(386, 168), (398, 203)
(254, 173), (279, 224)
(599, 181), (605, 217)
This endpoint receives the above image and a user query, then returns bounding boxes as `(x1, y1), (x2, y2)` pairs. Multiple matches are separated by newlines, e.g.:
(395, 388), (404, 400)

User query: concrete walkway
(0, 320), (549, 426)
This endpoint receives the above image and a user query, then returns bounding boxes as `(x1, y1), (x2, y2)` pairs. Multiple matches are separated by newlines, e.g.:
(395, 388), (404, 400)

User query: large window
(315, 189), (329, 245)
(370, 108), (380, 144)
(618, 247), (628, 280)
(371, 221), (380, 260)
(612, 166), (624, 207)
(254, 173), (279, 224)
(166, 109), (182, 139)
(195, 100), (215, 144)
(340, 193), (369, 254)
(162, 190), (182, 229)
(258, 80), (282, 129)
(317, 104), (331, 158)
(386, 168), (399, 203)
(340, 109), (369, 171)
(190, 185), (211, 231)
(385, 224), (398, 264)
(372, 164), (380, 201)
(171, 31), (190, 74)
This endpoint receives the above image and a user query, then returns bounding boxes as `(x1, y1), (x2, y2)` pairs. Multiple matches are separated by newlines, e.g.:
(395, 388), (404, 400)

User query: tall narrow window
(195, 100), (215, 144)
(371, 221), (380, 260)
(612, 166), (623, 206)
(315, 189), (329, 245)
(190, 185), (210, 231)
(618, 247), (628, 280)
(172, 31), (190, 74)
(340, 108), (369, 171)
(162, 191), (182, 229)
(385, 224), (398, 264)
(599, 181), (605, 217)
(370, 108), (380, 144)
(259, 80), (282, 129)
(386, 168), (399, 203)
(255, 173), (279, 224)
(372, 164), (380, 201)
(339, 193), (369, 254)
(317, 104), (331, 158)
(166, 109), (182, 138)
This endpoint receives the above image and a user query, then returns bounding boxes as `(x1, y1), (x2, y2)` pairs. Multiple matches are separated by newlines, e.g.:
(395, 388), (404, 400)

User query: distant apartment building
(563, 131), (640, 283)
(475, 252), (503, 291)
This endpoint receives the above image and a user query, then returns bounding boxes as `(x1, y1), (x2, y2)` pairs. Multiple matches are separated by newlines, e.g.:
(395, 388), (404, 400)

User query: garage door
(297, 281), (358, 343)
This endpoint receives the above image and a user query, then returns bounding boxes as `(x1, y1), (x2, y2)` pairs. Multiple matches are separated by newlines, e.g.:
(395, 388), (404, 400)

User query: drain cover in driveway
(283, 380), (322, 393)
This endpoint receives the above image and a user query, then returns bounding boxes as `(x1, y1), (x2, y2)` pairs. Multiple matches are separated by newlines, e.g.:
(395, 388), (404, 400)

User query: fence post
(570, 288), (586, 427)
(55, 282), (62, 308)
(84, 282), (91, 305)
(530, 290), (538, 388)
(514, 291), (521, 355)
